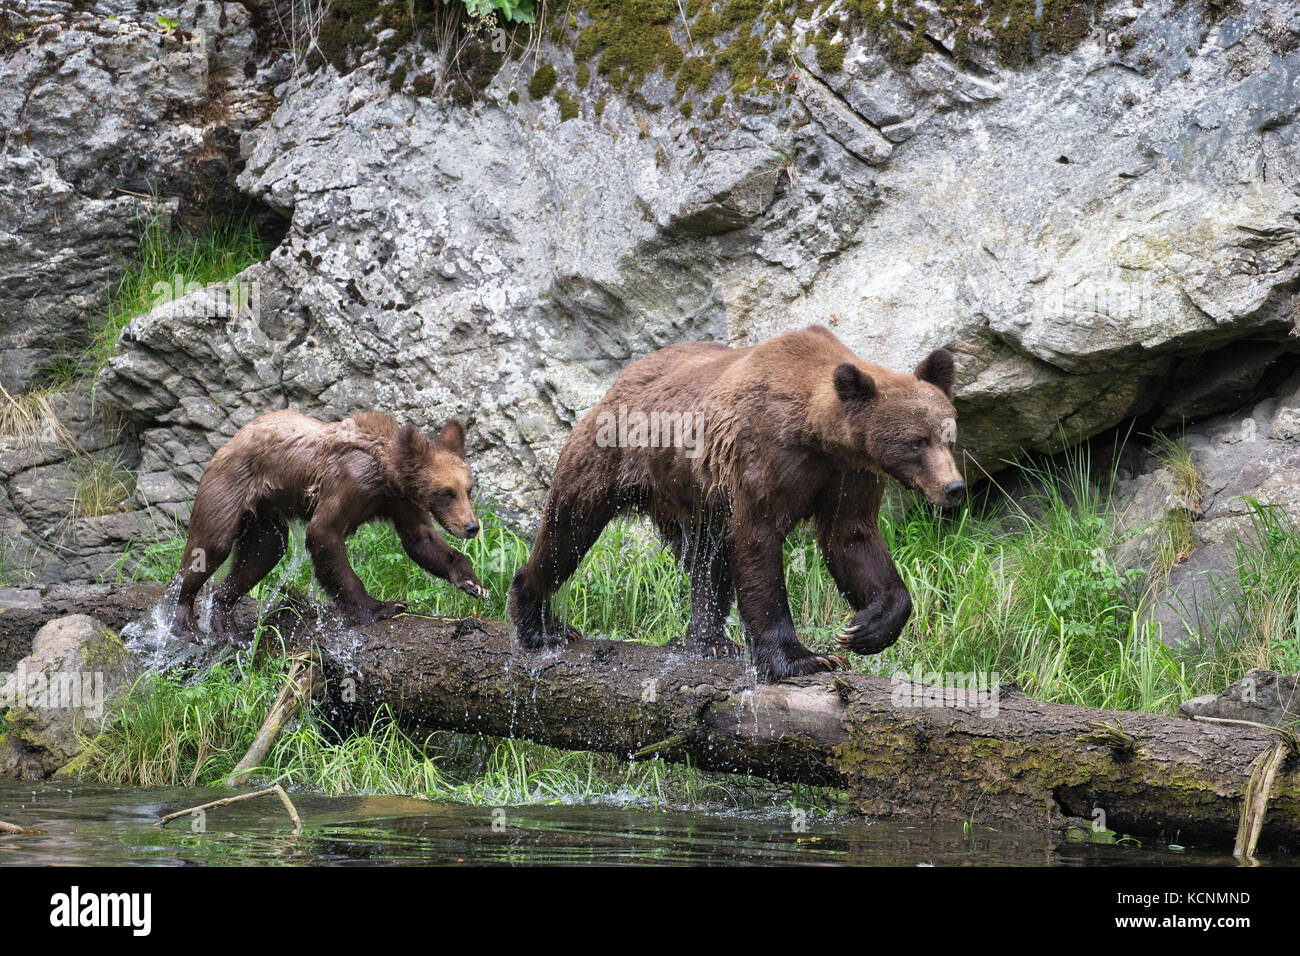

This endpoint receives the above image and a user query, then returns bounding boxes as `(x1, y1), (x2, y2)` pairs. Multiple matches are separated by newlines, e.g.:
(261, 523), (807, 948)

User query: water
(0, 780), (1267, 866)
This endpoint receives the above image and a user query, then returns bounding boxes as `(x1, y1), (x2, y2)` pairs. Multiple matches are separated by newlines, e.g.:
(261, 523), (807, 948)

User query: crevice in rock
(797, 62), (889, 137)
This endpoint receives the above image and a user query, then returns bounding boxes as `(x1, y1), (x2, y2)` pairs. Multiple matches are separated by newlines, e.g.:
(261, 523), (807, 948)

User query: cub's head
(832, 348), (965, 508)
(396, 419), (480, 538)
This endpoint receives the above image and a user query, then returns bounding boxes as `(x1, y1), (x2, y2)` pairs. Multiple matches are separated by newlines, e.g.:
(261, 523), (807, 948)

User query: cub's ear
(436, 418), (467, 458)
(397, 422), (432, 461)
(913, 348), (955, 398)
(833, 362), (877, 404)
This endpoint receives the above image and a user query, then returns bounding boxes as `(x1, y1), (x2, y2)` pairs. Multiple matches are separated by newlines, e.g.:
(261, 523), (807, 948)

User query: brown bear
(508, 325), (964, 681)
(171, 409), (488, 644)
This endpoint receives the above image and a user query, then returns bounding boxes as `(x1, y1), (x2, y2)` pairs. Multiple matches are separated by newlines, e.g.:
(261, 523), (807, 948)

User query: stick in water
(0, 820), (40, 835)
(155, 785), (303, 835)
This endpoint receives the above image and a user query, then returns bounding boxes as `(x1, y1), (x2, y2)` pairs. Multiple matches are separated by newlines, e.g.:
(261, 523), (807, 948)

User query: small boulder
(1178, 669), (1300, 728)
(0, 615), (135, 779)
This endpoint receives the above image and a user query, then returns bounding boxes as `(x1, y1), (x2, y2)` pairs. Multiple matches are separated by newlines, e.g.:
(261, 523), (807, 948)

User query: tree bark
(307, 612), (1300, 849)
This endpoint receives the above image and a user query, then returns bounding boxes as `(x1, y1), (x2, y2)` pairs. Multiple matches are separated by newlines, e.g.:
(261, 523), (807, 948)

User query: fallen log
(13, 586), (1299, 849)
(300, 612), (1300, 850)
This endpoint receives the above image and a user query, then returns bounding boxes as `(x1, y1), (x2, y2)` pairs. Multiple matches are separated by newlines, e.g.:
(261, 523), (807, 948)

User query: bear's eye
(437, 489), (455, 501)
(908, 438), (928, 452)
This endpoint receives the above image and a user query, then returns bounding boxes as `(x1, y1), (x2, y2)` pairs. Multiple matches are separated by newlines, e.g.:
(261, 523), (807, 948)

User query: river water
(0, 780), (1279, 866)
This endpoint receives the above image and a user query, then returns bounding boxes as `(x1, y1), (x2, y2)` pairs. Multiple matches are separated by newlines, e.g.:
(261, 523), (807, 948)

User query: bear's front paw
(763, 651), (849, 681)
(457, 579), (490, 601)
(834, 595), (911, 655)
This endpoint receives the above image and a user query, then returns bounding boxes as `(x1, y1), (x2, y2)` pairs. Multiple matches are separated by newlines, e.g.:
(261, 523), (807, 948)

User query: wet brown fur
(171, 409), (486, 643)
(509, 325), (963, 681)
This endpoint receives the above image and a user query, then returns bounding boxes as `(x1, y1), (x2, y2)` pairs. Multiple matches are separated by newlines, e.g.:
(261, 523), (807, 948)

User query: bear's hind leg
(210, 512), (288, 645)
(509, 491), (617, 649)
(172, 525), (235, 643)
(661, 516), (740, 659)
(731, 524), (847, 681)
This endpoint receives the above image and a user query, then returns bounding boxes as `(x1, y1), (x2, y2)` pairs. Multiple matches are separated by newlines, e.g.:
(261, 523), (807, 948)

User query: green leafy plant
(463, 0), (535, 24)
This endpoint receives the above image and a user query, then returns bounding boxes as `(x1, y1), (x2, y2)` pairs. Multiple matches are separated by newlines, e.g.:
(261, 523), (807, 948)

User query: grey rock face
(89, 0), (1300, 527)
(1178, 669), (1300, 728)
(0, 0), (277, 390)
(0, 383), (152, 585)
(1109, 364), (1300, 648)
(0, 1), (285, 580)
(0, 613), (134, 779)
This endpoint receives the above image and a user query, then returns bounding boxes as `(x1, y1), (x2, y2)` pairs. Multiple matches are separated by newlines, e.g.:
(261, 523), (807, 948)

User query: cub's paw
(210, 608), (246, 647)
(457, 579), (490, 601)
(515, 616), (581, 649)
(348, 600), (407, 625)
(170, 608), (204, 645)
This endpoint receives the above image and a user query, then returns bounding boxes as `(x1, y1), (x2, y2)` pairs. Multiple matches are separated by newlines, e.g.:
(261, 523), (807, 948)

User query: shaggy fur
(508, 325), (964, 682)
(172, 409), (486, 644)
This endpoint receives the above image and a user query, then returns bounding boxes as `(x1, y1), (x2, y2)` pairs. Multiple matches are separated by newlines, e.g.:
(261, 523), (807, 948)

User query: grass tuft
(88, 210), (268, 376)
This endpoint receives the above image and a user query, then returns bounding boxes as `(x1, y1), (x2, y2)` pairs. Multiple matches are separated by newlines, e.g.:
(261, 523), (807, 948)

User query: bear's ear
(913, 348), (955, 398)
(833, 362), (876, 405)
(397, 422), (431, 462)
(435, 418), (467, 458)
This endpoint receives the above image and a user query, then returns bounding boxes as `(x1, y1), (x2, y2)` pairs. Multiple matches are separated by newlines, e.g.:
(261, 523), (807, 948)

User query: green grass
(71, 451), (136, 519)
(96, 445), (1300, 806)
(1192, 497), (1300, 680)
(87, 210), (268, 376)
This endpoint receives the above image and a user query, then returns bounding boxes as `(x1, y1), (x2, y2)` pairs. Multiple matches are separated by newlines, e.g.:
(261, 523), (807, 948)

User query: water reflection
(0, 782), (1272, 866)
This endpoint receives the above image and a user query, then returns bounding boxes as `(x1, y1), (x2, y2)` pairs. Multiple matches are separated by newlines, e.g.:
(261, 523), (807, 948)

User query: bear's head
(832, 349), (966, 508)
(396, 419), (481, 538)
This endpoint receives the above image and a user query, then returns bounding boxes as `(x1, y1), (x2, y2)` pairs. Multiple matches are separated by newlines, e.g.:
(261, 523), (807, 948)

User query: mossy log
(306, 613), (1300, 849)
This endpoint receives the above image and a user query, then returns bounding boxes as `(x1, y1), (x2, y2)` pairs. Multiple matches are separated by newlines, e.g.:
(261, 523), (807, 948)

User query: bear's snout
(463, 519), (480, 538)
(942, 481), (966, 507)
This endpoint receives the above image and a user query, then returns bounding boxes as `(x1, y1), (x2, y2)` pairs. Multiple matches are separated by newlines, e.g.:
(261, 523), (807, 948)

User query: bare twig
(675, 0), (693, 48)
(1192, 714), (1292, 733)
(155, 785), (303, 835)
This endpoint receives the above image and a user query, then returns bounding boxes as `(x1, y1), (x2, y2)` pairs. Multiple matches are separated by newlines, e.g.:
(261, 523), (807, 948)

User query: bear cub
(509, 325), (964, 681)
(172, 409), (488, 644)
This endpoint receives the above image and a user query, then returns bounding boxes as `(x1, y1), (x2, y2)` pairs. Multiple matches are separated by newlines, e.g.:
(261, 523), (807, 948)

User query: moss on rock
(555, 87), (580, 119)
(304, 0), (1119, 114)
(529, 62), (558, 98)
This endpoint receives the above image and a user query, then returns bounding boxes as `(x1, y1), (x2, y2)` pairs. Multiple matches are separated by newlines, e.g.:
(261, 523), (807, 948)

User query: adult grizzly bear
(171, 409), (488, 644)
(508, 325), (964, 681)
